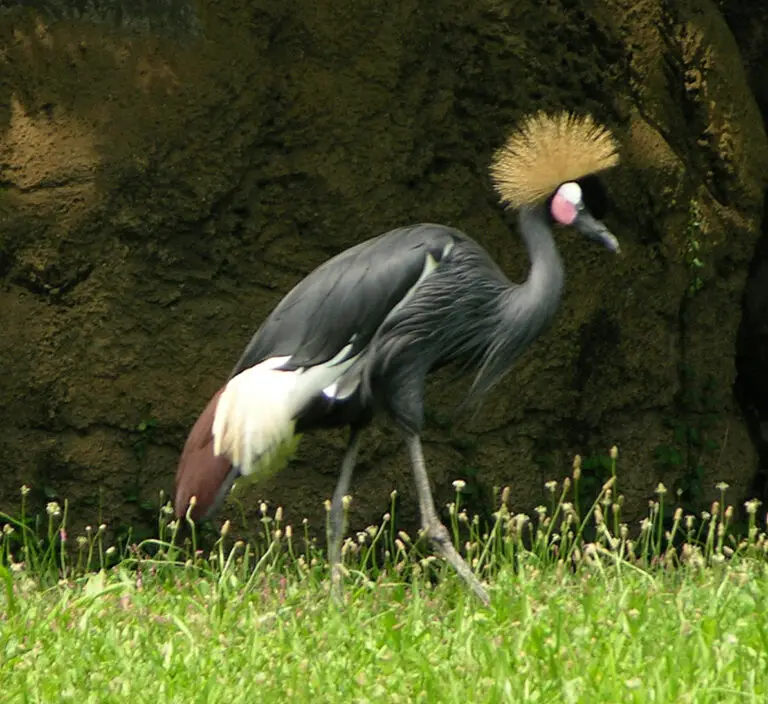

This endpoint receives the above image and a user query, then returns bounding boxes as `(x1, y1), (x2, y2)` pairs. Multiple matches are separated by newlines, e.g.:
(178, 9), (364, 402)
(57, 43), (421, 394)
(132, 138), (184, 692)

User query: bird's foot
(424, 520), (490, 606)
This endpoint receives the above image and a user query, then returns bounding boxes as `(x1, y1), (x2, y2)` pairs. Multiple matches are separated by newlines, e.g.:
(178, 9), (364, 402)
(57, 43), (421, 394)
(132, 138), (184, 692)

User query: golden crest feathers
(490, 111), (619, 209)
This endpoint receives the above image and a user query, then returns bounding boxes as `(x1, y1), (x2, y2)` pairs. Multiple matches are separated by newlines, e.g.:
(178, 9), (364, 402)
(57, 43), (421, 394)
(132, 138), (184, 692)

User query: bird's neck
(517, 204), (565, 323)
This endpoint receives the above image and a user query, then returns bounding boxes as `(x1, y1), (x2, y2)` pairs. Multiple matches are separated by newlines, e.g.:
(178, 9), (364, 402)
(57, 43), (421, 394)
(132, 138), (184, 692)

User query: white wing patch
(213, 345), (358, 478)
(322, 356), (366, 401)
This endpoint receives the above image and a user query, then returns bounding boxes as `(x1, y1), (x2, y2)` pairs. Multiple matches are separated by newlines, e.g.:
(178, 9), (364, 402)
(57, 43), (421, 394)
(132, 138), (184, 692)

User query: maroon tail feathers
(174, 387), (232, 522)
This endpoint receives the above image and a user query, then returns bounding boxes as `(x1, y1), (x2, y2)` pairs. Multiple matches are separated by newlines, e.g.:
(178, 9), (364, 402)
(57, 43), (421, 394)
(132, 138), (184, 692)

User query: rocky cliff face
(1, 0), (766, 539)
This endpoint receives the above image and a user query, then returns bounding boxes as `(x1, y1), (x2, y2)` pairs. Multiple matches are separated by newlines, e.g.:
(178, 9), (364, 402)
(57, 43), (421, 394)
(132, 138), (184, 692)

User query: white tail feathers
(212, 348), (358, 479)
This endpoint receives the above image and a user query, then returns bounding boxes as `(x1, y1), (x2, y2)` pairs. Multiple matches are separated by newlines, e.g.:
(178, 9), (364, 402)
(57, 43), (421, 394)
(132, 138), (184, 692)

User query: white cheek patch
(557, 181), (583, 206)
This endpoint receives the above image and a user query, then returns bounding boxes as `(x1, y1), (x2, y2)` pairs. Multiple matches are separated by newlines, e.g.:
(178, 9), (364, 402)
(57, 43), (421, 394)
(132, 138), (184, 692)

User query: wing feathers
(174, 387), (234, 521)
(232, 225), (459, 375)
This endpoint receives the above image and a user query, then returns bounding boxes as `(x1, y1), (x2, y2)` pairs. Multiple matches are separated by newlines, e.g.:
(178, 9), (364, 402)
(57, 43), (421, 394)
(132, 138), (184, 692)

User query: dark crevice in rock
(735, 188), (768, 502)
(722, 0), (768, 503)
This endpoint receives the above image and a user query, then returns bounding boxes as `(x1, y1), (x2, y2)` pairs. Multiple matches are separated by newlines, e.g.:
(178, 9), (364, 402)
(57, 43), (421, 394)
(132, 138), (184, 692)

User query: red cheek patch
(551, 193), (577, 225)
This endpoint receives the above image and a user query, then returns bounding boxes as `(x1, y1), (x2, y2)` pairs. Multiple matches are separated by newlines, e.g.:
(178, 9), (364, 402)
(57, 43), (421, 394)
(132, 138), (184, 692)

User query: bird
(173, 110), (621, 605)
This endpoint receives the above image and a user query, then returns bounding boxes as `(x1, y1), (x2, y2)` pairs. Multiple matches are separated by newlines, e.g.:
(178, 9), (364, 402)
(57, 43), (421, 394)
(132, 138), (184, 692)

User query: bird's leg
(327, 428), (361, 602)
(405, 433), (490, 605)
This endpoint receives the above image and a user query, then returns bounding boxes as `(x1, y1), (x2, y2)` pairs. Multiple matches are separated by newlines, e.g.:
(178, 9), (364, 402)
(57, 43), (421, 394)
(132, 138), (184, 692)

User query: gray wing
(230, 224), (462, 377)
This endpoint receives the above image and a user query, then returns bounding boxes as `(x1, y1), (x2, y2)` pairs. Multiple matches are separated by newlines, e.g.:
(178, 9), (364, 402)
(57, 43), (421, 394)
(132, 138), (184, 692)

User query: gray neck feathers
(516, 204), (565, 331)
(463, 203), (565, 408)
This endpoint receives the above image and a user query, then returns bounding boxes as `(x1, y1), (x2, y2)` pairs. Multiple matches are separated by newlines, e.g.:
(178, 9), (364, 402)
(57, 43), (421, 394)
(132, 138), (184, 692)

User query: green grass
(2, 452), (768, 703)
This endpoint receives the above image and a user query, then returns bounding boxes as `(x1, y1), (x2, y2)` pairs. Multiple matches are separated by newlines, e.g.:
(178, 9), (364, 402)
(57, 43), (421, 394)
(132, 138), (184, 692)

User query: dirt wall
(0, 0), (766, 540)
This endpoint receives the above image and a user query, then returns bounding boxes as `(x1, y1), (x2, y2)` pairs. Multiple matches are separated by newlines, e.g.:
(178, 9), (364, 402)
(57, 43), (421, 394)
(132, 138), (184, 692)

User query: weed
(1, 451), (768, 701)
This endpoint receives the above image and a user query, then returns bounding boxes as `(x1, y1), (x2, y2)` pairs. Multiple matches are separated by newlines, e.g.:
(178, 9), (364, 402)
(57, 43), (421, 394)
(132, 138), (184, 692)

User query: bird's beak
(573, 210), (621, 254)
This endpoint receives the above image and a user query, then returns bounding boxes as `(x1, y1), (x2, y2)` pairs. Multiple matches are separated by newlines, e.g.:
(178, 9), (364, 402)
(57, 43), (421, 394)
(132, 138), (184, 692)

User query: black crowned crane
(174, 111), (621, 605)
